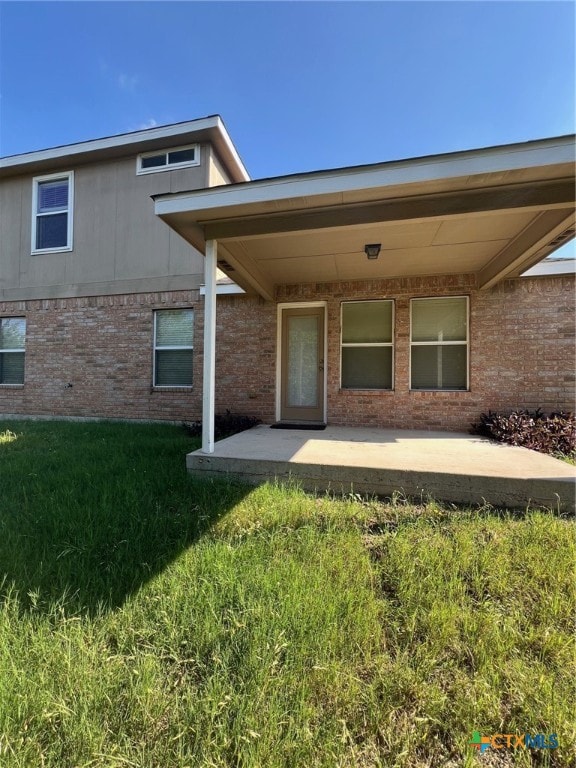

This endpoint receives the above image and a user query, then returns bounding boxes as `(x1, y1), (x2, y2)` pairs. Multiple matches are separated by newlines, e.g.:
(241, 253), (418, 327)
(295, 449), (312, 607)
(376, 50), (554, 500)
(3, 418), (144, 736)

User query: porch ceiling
(155, 136), (576, 301)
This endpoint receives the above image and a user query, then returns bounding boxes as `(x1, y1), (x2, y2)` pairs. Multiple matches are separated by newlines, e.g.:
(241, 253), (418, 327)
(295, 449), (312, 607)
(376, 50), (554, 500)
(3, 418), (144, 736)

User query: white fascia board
(0, 116), (249, 181)
(213, 116), (250, 181)
(199, 282), (246, 295)
(0, 117), (219, 168)
(522, 258), (576, 276)
(154, 136), (575, 218)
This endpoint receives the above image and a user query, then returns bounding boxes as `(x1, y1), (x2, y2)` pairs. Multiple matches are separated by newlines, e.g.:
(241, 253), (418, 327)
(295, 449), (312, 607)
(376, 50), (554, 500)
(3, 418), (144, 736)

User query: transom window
(153, 309), (194, 387)
(137, 144), (200, 175)
(410, 297), (468, 390)
(0, 317), (26, 385)
(32, 172), (74, 253)
(341, 300), (394, 389)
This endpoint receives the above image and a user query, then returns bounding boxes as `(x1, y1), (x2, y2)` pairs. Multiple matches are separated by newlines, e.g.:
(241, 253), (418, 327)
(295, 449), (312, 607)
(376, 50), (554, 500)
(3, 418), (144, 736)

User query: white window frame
(409, 296), (469, 391)
(137, 144), (200, 175)
(31, 171), (74, 254)
(0, 317), (26, 386)
(340, 300), (395, 390)
(153, 309), (194, 389)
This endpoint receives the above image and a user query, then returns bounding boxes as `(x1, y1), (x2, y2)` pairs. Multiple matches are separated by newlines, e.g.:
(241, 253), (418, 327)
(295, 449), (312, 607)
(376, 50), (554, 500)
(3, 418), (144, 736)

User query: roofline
(199, 282), (246, 296)
(154, 134), (575, 216)
(522, 256), (576, 277)
(0, 115), (251, 182)
(243, 133), (576, 188)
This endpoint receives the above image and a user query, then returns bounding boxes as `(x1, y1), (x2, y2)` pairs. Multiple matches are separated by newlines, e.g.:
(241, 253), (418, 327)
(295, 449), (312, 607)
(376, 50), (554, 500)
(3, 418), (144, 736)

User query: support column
(202, 239), (217, 454)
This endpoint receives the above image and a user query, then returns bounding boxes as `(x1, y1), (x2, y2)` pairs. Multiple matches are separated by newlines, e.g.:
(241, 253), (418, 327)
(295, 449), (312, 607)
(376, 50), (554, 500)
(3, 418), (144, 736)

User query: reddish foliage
(471, 409), (575, 457)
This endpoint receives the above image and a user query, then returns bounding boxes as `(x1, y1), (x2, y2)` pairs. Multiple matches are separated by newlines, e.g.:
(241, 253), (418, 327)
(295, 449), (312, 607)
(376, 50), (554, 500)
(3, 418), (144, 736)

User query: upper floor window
(410, 296), (469, 390)
(341, 300), (394, 389)
(137, 144), (200, 175)
(0, 317), (26, 385)
(32, 172), (74, 253)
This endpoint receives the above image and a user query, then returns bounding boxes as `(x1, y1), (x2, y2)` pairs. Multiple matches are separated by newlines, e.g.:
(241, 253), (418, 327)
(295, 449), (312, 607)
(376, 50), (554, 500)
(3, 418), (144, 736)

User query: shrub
(183, 410), (261, 441)
(471, 409), (576, 457)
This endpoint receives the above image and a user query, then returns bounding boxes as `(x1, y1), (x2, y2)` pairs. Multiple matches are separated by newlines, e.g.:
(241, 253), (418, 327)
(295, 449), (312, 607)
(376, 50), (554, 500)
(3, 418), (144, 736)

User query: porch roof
(154, 135), (575, 301)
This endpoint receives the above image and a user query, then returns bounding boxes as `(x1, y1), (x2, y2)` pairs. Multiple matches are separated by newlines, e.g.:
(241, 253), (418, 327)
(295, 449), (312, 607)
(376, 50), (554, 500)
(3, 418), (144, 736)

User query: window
(32, 172), (73, 253)
(153, 309), (194, 387)
(341, 300), (394, 389)
(0, 318), (26, 385)
(410, 297), (468, 390)
(137, 144), (200, 175)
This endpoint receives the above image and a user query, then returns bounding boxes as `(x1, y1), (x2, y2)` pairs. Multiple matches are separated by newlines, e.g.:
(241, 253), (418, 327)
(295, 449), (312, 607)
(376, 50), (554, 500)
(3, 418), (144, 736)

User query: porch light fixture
(364, 243), (381, 260)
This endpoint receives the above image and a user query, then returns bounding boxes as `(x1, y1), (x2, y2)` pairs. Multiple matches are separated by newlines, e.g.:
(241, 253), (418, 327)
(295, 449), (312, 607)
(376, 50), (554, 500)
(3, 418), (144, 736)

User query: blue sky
(0, 1), (574, 253)
(1, 1), (574, 174)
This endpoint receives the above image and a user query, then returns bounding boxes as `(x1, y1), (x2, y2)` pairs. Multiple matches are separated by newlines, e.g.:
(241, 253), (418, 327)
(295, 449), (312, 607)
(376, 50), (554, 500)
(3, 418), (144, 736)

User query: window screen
(154, 309), (194, 387)
(34, 174), (72, 251)
(0, 317), (26, 385)
(410, 297), (468, 390)
(341, 301), (393, 389)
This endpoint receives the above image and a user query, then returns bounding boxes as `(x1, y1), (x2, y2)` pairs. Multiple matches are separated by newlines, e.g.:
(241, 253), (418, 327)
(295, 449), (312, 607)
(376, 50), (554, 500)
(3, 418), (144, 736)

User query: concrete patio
(187, 425), (576, 511)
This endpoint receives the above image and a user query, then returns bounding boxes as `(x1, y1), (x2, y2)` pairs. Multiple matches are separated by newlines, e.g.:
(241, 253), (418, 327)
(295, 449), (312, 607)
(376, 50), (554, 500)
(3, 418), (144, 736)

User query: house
(0, 117), (248, 423)
(1, 117), (575, 456)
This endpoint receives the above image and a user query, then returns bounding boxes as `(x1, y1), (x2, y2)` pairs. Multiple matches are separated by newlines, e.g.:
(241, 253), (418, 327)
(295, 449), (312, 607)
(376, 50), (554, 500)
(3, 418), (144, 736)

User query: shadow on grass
(0, 420), (252, 616)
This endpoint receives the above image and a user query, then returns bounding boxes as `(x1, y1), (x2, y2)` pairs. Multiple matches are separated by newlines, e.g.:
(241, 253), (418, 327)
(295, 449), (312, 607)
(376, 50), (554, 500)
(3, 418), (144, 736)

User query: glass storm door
(280, 307), (325, 422)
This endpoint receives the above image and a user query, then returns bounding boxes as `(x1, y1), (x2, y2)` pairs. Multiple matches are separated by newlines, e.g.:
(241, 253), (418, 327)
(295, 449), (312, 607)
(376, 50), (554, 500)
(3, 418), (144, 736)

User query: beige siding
(208, 149), (233, 187)
(0, 177), (24, 288)
(0, 148), (210, 300)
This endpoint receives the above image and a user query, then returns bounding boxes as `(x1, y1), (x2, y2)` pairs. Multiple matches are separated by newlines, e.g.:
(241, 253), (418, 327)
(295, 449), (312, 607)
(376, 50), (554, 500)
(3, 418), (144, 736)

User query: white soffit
(153, 135), (574, 298)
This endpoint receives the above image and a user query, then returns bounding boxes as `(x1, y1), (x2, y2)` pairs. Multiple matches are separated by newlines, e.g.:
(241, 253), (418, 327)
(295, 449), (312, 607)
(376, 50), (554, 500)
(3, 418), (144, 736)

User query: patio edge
(187, 454), (576, 512)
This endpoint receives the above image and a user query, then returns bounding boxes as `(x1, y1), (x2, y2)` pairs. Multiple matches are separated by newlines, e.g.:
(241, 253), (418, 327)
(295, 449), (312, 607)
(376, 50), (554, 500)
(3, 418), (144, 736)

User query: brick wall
(0, 291), (204, 422)
(215, 294), (277, 421)
(274, 273), (575, 430)
(0, 274), (574, 431)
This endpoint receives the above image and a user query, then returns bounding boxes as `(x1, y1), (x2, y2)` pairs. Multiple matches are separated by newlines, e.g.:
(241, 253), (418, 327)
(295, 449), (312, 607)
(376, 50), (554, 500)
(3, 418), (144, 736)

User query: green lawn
(0, 421), (573, 767)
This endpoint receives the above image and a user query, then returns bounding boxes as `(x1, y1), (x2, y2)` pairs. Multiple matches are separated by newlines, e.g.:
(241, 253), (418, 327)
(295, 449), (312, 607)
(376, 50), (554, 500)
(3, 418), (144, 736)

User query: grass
(0, 421), (574, 767)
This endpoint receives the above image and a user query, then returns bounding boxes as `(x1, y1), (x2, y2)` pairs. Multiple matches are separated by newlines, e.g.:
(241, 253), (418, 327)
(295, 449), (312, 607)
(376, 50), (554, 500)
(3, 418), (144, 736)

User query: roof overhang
(154, 135), (576, 301)
(0, 115), (250, 183)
